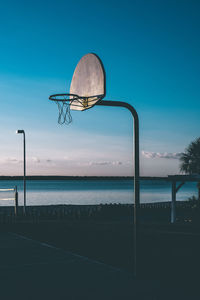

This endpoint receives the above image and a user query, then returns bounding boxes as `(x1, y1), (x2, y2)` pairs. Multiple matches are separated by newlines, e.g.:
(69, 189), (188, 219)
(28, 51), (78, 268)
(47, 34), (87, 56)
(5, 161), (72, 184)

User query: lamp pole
(16, 130), (26, 215)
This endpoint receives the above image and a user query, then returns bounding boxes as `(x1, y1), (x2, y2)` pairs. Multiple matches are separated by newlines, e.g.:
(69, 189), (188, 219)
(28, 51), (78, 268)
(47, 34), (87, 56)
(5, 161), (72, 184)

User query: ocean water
(0, 179), (198, 206)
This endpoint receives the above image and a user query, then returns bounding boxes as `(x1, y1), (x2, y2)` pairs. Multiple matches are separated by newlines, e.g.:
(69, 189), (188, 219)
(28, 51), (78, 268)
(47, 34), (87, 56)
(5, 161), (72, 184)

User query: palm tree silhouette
(180, 137), (200, 201)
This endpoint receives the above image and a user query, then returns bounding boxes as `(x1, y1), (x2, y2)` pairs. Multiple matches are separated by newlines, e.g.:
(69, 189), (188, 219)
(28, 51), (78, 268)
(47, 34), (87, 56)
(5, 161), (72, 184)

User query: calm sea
(0, 179), (198, 206)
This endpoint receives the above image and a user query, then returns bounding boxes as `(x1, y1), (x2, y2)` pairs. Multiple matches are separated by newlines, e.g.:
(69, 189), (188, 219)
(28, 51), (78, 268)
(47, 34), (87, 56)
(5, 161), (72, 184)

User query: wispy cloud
(46, 159), (52, 163)
(31, 157), (54, 164)
(5, 157), (21, 163)
(0, 157), (55, 165)
(142, 151), (182, 159)
(32, 157), (40, 163)
(89, 161), (123, 166)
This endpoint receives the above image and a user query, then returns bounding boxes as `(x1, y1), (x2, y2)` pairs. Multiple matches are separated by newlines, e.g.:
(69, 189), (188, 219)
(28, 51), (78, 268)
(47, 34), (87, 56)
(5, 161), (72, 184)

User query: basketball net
(56, 97), (72, 125)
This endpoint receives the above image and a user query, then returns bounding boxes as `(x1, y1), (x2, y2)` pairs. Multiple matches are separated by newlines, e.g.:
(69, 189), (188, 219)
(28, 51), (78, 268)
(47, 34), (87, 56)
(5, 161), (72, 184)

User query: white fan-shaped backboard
(70, 53), (106, 111)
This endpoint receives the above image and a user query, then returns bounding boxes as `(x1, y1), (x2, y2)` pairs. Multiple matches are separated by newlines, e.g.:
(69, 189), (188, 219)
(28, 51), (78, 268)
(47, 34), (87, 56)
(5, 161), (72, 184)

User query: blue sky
(0, 0), (200, 176)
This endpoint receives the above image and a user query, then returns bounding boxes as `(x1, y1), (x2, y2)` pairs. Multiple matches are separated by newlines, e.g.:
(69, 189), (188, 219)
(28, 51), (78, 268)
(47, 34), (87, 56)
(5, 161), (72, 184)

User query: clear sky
(0, 0), (200, 176)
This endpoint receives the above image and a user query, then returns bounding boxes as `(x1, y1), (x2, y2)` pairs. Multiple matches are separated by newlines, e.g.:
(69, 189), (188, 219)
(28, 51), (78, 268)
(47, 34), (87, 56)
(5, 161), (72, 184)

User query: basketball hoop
(49, 53), (106, 125)
(49, 93), (104, 124)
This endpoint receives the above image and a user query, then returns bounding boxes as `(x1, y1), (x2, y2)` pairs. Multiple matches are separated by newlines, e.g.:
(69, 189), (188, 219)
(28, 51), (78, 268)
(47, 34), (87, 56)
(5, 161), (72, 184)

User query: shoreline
(0, 175), (169, 180)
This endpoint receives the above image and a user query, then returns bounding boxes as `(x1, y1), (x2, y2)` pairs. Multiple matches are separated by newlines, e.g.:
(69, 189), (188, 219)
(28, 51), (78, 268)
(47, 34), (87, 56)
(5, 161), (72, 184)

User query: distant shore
(0, 175), (169, 180)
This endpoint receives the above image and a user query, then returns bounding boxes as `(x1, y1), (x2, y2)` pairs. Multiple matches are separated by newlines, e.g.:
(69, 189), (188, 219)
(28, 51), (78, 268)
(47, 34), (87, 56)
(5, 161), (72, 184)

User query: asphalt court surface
(0, 232), (196, 300)
(0, 232), (154, 300)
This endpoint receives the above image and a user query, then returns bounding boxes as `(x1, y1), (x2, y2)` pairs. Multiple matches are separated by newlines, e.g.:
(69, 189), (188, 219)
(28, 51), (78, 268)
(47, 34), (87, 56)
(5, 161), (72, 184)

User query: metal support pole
(23, 132), (26, 215)
(171, 181), (176, 223)
(97, 100), (140, 277)
(14, 186), (18, 217)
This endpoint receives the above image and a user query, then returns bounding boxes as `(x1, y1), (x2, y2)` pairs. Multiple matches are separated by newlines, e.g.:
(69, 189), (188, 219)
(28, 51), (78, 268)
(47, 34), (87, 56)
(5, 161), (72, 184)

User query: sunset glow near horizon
(0, 0), (200, 177)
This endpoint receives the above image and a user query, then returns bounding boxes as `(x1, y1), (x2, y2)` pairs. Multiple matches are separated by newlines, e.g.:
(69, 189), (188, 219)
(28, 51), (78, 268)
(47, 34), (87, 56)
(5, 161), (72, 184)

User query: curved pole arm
(97, 100), (139, 120)
(96, 100), (140, 207)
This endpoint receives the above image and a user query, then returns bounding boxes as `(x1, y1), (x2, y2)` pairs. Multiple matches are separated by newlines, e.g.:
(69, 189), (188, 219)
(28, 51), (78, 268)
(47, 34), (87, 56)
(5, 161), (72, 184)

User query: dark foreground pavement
(0, 232), (199, 300)
(0, 232), (152, 300)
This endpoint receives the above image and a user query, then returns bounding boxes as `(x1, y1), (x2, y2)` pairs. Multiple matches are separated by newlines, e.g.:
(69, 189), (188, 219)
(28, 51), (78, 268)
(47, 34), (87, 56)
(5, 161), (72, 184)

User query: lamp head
(16, 130), (24, 134)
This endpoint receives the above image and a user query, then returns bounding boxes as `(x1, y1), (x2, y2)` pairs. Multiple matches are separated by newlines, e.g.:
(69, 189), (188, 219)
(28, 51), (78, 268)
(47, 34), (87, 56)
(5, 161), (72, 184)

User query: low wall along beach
(0, 201), (199, 224)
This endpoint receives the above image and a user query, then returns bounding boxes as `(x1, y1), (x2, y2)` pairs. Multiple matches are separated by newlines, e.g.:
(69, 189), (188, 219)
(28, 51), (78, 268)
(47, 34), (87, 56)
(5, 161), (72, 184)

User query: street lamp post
(16, 129), (26, 215)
